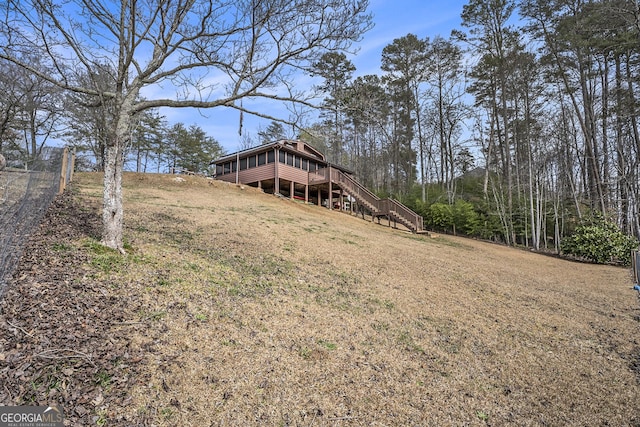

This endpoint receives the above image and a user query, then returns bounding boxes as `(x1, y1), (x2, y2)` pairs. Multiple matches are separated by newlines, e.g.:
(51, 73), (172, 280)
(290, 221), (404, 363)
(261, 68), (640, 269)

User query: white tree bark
(102, 142), (124, 251)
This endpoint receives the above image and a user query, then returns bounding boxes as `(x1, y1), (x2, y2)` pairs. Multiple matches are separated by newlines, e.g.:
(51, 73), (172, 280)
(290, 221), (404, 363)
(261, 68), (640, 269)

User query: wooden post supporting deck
(235, 152), (239, 184)
(328, 166), (333, 210)
(274, 148), (280, 194)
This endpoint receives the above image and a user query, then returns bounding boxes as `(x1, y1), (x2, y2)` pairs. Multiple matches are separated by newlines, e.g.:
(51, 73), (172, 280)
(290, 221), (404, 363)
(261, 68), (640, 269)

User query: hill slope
(2, 172), (639, 426)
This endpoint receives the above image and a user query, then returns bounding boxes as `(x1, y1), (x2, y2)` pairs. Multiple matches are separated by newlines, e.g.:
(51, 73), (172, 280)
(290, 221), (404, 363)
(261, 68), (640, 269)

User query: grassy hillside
(2, 172), (639, 426)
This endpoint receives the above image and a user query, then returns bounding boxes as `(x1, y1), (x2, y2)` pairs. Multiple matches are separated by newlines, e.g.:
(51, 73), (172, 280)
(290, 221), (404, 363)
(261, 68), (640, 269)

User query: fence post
(67, 149), (75, 185)
(59, 147), (69, 195)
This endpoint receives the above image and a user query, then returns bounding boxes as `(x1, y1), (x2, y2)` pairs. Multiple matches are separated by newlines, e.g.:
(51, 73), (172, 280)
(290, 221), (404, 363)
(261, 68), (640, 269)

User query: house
(211, 140), (425, 233)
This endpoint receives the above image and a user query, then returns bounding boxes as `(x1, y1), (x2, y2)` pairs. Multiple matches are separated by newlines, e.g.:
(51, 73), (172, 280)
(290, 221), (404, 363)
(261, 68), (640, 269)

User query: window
(267, 151), (275, 163)
(249, 156), (257, 168)
(216, 164), (223, 176)
(294, 156), (301, 168)
(258, 152), (266, 166)
(279, 150), (285, 163)
(223, 163), (231, 174)
(231, 160), (237, 172)
(287, 153), (294, 166)
(239, 158), (248, 170)
(309, 161), (317, 172)
(302, 159), (308, 171)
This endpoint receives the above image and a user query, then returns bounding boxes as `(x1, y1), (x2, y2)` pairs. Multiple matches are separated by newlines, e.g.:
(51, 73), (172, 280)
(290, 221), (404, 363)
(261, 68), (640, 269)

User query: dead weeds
(1, 172), (639, 426)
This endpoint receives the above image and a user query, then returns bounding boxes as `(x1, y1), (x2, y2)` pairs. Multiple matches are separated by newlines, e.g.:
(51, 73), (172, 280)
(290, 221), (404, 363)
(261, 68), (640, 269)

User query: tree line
(292, 0), (640, 257)
(0, 60), (223, 175)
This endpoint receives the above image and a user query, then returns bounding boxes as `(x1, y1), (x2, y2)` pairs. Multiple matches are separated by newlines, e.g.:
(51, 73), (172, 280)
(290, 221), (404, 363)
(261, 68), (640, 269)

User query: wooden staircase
(310, 167), (425, 233)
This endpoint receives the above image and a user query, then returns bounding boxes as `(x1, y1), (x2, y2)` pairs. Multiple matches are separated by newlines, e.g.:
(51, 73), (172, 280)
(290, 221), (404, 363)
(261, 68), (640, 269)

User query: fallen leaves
(0, 190), (145, 425)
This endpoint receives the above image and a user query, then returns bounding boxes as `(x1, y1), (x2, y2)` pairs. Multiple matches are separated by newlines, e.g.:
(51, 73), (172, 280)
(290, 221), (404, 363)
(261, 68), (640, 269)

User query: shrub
(427, 200), (479, 236)
(561, 216), (639, 265)
(427, 202), (454, 232)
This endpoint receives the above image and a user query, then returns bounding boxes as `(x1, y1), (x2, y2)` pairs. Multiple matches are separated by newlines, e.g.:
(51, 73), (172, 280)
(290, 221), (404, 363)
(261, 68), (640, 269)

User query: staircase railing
(315, 167), (424, 232)
(329, 168), (380, 213)
(388, 198), (424, 232)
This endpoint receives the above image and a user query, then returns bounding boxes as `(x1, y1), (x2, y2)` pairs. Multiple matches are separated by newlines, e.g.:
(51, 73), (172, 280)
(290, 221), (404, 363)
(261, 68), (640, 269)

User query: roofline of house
(211, 139), (354, 174)
(211, 140), (273, 162)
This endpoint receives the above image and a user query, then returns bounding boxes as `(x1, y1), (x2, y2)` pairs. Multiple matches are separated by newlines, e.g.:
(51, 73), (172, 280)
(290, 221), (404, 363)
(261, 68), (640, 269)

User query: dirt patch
(2, 172), (640, 426)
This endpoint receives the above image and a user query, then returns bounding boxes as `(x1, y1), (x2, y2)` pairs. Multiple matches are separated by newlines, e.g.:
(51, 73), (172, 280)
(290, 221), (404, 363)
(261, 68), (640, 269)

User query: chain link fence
(0, 147), (74, 296)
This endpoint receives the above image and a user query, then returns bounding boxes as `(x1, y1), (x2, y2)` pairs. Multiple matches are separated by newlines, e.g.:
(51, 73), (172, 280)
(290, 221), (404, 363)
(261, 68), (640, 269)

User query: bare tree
(0, 56), (62, 164)
(0, 0), (372, 251)
(63, 64), (119, 172)
(14, 56), (63, 162)
(0, 60), (22, 152)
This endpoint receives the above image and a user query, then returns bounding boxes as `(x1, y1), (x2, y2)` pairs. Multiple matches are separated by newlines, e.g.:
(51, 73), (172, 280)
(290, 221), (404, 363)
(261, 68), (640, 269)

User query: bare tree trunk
(481, 113), (492, 199)
(600, 57), (610, 210)
(414, 92), (425, 203)
(102, 142), (125, 252)
(580, 68), (605, 213)
(625, 54), (640, 240)
(528, 143), (538, 250)
(102, 93), (135, 251)
(29, 110), (37, 160)
(628, 56), (640, 165)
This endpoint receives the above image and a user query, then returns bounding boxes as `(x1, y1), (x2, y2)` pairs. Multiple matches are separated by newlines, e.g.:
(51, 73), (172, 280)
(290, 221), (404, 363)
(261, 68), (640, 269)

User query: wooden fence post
(69, 149), (75, 184)
(59, 147), (69, 194)
(58, 146), (75, 195)
(633, 250), (639, 285)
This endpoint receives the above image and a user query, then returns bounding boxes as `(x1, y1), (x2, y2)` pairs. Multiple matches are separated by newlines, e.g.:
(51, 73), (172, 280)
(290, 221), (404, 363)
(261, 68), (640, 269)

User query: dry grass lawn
(64, 173), (640, 425)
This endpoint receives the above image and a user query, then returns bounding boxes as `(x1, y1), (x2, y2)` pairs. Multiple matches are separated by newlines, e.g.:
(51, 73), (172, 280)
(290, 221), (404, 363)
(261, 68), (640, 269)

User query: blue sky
(149, 0), (470, 156)
(351, 0), (467, 76)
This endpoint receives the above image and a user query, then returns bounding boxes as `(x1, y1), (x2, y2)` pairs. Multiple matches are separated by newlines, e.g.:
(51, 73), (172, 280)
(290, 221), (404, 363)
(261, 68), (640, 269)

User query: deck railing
(308, 169), (329, 185)
(313, 167), (424, 232)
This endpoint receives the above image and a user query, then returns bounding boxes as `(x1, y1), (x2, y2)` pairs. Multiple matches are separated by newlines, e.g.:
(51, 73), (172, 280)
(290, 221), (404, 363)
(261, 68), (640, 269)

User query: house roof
(212, 139), (353, 174)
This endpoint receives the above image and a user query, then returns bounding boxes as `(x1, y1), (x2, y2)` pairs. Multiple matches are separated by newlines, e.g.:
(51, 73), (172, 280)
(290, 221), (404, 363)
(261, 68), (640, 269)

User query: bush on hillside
(561, 215), (639, 265)
(426, 200), (479, 236)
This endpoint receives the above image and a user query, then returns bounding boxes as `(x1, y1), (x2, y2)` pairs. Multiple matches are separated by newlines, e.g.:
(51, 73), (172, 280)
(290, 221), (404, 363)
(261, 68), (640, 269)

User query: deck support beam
(274, 148), (280, 195)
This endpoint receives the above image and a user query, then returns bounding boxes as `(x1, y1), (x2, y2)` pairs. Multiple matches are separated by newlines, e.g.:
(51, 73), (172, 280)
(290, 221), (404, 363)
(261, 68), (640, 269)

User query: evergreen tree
(381, 34), (426, 197)
(166, 124), (224, 175)
(258, 121), (287, 145)
(310, 52), (356, 164)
